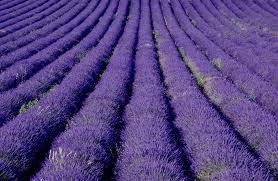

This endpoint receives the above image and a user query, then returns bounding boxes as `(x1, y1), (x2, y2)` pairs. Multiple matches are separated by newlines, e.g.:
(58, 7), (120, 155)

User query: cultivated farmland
(0, 0), (277, 180)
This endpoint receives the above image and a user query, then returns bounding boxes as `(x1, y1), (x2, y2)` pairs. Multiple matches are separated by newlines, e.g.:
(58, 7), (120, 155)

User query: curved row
(195, 0), (278, 65)
(171, 0), (278, 115)
(162, 0), (278, 176)
(268, 0), (278, 11)
(0, 0), (129, 179)
(213, 0), (278, 46)
(0, 0), (96, 71)
(244, 0), (278, 25)
(0, 0), (35, 14)
(0, 0), (81, 56)
(252, 0), (278, 17)
(222, 0), (277, 32)
(231, 0), (277, 30)
(0, 0), (75, 42)
(0, 0), (50, 27)
(0, 0), (116, 128)
(35, 1), (139, 179)
(152, 0), (274, 179)
(179, 0), (278, 87)
(0, 0), (36, 17)
(0, 0), (109, 92)
(198, 0), (278, 60)
(0, 0), (276, 180)
(116, 0), (189, 180)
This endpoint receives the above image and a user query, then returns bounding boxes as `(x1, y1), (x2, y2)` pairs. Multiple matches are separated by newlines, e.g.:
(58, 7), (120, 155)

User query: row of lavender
(0, 0), (277, 180)
(163, 0), (278, 177)
(171, 0), (278, 116)
(0, 0), (120, 124)
(0, 0), (276, 101)
(0, 0), (130, 179)
(154, 0), (277, 179)
(0, 0), (106, 93)
(0, 0), (102, 85)
(0, 0), (49, 25)
(0, 0), (97, 71)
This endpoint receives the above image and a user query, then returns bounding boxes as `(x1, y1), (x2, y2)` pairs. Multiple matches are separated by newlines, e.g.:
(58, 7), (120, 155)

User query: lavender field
(0, 0), (277, 180)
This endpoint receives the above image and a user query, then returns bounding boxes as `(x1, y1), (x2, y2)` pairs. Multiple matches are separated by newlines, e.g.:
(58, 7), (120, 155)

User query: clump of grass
(198, 164), (222, 180)
(247, 89), (256, 101)
(191, 19), (197, 27)
(212, 58), (223, 70)
(19, 99), (39, 114)
(196, 74), (206, 87)
(163, 17), (168, 26)
(49, 84), (58, 92)
(38, 83), (58, 98)
(104, 58), (110, 66)
(19, 84), (58, 114)
(77, 49), (90, 61)
(237, 22), (248, 31)
(97, 58), (110, 80)
(178, 47), (186, 59)
(250, 135), (263, 150)
(178, 47), (206, 87)
(153, 31), (158, 40)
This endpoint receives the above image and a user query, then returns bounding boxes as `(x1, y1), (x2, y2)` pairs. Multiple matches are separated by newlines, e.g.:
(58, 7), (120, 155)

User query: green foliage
(178, 48), (206, 87)
(212, 58), (223, 70)
(19, 99), (39, 114)
(153, 31), (158, 40)
(178, 47), (186, 59)
(77, 49), (90, 61)
(104, 58), (110, 66)
(250, 135), (263, 150)
(198, 163), (222, 180)
(19, 84), (58, 114)
(196, 74), (206, 87)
